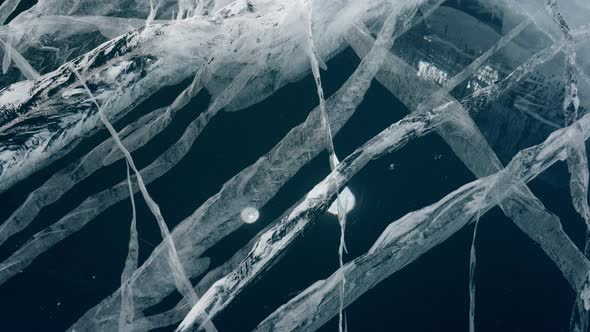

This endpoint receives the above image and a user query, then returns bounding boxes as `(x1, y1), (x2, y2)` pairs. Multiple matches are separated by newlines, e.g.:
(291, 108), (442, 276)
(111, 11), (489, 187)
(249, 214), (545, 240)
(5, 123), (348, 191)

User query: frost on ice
(1, 0), (590, 331)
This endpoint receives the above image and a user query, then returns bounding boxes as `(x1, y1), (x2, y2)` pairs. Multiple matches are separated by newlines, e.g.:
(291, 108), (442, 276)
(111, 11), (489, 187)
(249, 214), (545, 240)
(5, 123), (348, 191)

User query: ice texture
(1, 0), (590, 331)
(256, 113), (590, 332)
(119, 162), (138, 332)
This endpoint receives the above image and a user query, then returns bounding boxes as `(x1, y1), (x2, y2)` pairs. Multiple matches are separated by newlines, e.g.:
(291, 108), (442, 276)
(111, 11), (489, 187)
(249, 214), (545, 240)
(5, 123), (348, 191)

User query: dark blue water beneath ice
(0, 1), (587, 331)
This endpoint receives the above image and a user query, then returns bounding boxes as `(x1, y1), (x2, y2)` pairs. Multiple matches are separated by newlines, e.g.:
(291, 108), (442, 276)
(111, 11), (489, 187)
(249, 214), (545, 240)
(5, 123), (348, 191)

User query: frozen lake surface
(1, 0), (590, 331)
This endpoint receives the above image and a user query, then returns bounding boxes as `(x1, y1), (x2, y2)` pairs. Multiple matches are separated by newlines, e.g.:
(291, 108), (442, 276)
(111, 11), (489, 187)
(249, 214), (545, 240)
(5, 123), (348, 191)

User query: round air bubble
(241, 207), (260, 224)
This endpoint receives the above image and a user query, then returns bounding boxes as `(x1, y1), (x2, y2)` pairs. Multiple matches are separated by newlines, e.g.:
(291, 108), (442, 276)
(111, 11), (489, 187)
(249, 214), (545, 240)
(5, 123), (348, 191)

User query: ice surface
(0, 0), (21, 25)
(0, 0), (362, 193)
(119, 162), (138, 332)
(348, 7), (590, 331)
(0, 61), (210, 249)
(177, 91), (446, 332)
(0, 37), (40, 80)
(70, 63), (219, 332)
(255, 112), (590, 332)
(348, 19), (590, 332)
(2, 1), (590, 331)
(175, 4), (421, 330)
(544, 2), (590, 330)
